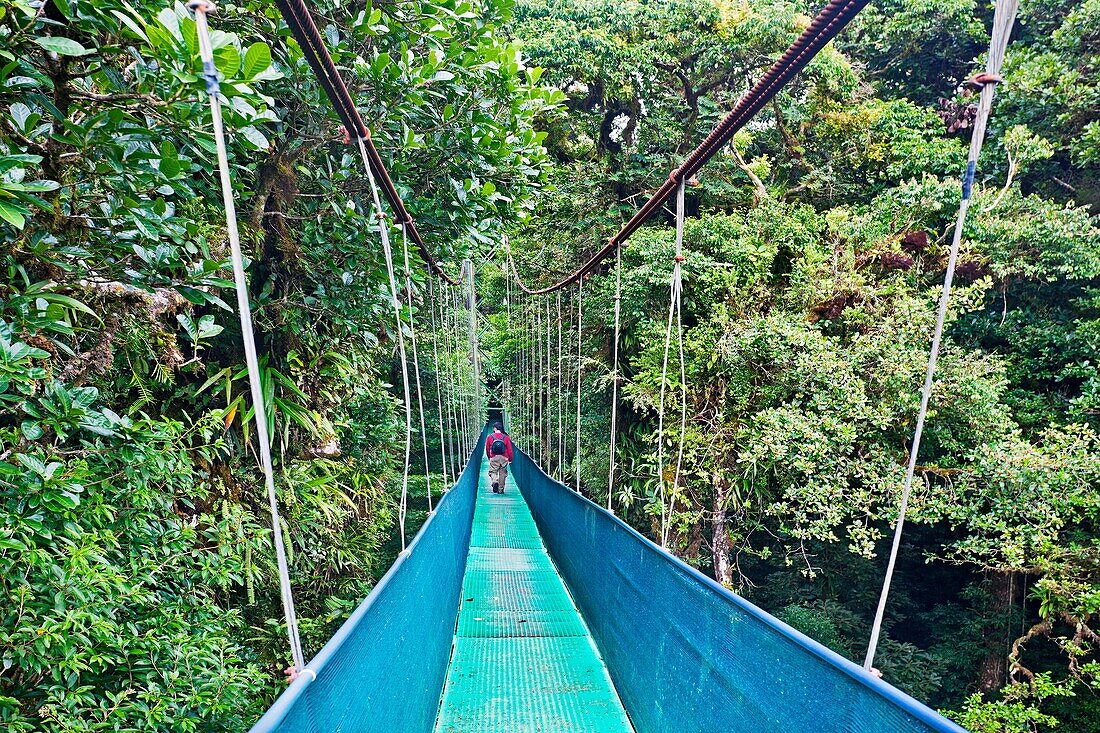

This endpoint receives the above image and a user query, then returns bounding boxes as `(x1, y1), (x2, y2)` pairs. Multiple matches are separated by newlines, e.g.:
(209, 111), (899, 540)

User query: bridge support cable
(450, 283), (463, 457)
(443, 283), (455, 484)
(608, 244), (623, 513)
(451, 285), (461, 458)
(863, 0), (1020, 671)
(504, 251), (512, 431)
(556, 291), (564, 481)
(507, 0), (870, 296)
(455, 282), (469, 457)
(657, 181), (688, 549)
(189, 0), (305, 672)
(272, 0), (456, 284)
(442, 284), (460, 482)
(355, 137), (414, 551)
(545, 297), (553, 470)
(575, 279), (584, 493)
(535, 298), (543, 464)
(400, 226), (433, 512)
(464, 259), (481, 426)
(427, 276), (450, 489)
(528, 300), (535, 452)
(463, 274), (476, 452)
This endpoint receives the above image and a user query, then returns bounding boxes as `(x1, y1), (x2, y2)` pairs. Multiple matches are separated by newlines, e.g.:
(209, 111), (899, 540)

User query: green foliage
(949, 674), (1076, 733)
(498, 0), (1100, 728)
(1, 0), (544, 728)
(0, 367), (269, 730)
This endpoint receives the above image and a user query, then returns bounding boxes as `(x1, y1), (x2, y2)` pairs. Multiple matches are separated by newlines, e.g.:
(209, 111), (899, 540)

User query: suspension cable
(452, 282), (466, 456)
(439, 283), (456, 480)
(657, 181), (688, 549)
(355, 138), (413, 550)
(545, 296), (553, 470)
(557, 291), (564, 481)
(400, 225), (432, 512)
(863, 0), (1020, 671)
(575, 278), (584, 492)
(272, 0), (456, 283)
(608, 243), (623, 512)
(465, 259), (480, 426)
(535, 295), (543, 464)
(527, 298), (535, 450)
(189, 0), (305, 673)
(507, 0), (870, 295)
(427, 275), (449, 489)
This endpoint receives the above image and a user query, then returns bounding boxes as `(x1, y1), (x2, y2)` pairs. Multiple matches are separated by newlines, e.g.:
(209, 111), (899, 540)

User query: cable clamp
(674, 254), (686, 263)
(198, 61), (220, 94)
(185, 0), (215, 12)
(966, 72), (1004, 89)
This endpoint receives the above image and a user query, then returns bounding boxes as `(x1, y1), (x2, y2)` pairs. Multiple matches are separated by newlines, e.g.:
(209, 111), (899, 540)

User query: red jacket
(485, 430), (514, 461)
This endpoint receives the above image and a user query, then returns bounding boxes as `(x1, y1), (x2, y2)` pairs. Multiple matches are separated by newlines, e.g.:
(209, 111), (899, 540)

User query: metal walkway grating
(433, 457), (635, 733)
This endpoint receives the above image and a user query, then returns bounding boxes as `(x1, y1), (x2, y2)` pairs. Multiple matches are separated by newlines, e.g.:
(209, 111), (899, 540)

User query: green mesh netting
(251, 433), (968, 733)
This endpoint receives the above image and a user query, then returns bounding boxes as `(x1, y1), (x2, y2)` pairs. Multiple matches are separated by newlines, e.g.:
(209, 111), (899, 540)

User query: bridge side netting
(250, 434), (483, 733)
(512, 450), (967, 733)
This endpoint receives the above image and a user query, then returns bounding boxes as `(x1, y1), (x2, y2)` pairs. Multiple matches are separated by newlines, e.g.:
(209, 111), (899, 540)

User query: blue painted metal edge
(249, 432), (486, 733)
(516, 449), (969, 733)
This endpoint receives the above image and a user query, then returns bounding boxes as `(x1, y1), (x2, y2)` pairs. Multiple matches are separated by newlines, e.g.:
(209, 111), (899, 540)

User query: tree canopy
(2, 0), (1100, 731)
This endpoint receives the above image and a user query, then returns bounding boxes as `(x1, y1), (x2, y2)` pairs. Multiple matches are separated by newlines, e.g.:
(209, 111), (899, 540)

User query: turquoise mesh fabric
(249, 435), (483, 733)
(251, 432), (968, 733)
(511, 449), (968, 733)
(433, 457), (633, 733)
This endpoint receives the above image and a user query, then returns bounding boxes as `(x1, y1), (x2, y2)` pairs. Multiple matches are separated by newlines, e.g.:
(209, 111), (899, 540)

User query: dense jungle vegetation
(1, 0), (1098, 731)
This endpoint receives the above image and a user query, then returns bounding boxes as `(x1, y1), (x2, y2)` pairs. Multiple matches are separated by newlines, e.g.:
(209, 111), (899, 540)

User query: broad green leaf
(33, 37), (93, 57)
(241, 43), (271, 80)
(0, 199), (27, 228)
(213, 44), (241, 78)
(240, 126), (269, 150)
(20, 420), (42, 441)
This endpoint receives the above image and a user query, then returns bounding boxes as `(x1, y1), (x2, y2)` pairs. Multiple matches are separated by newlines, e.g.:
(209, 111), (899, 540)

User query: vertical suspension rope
(575, 278), (584, 493)
(657, 180), (687, 549)
(451, 282), (463, 457)
(863, 0), (1019, 671)
(535, 296), (543, 464)
(608, 243), (623, 512)
(454, 282), (468, 456)
(400, 225), (432, 512)
(355, 137), (412, 551)
(527, 298), (535, 450)
(462, 273), (474, 451)
(557, 291), (564, 481)
(189, 0), (304, 673)
(465, 259), (480, 431)
(427, 275), (450, 489)
(505, 246), (513, 431)
(442, 284), (459, 481)
(545, 296), (552, 470)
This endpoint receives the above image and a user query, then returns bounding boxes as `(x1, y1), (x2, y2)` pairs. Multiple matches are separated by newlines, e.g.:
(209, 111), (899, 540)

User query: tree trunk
(712, 471), (734, 587)
(977, 570), (1017, 693)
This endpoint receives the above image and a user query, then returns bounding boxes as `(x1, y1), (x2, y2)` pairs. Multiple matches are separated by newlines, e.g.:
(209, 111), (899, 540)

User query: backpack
(490, 437), (507, 456)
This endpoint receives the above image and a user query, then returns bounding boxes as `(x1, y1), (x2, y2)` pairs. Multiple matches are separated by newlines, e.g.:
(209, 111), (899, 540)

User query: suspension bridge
(184, 0), (1021, 730)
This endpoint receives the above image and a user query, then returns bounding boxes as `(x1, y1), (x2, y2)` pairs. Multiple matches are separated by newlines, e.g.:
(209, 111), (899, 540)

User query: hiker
(485, 422), (514, 493)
